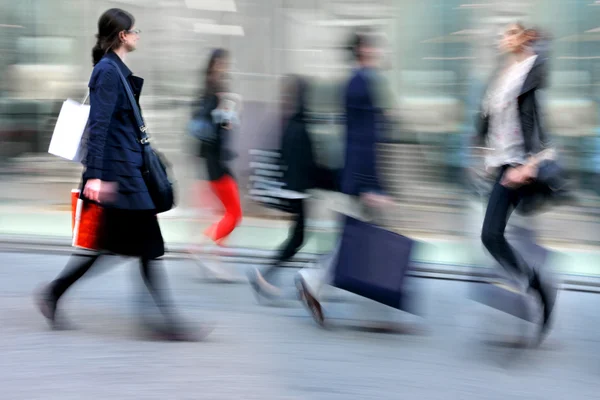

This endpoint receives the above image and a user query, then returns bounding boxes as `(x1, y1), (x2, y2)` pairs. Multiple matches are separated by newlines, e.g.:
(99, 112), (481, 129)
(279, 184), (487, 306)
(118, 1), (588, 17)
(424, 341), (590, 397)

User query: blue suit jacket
(341, 68), (383, 197)
(83, 51), (154, 210)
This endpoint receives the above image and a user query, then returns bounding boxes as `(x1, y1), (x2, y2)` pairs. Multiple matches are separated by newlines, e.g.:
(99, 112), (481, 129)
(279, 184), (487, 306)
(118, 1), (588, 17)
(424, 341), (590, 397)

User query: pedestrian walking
(248, 75), (338, 300)
(295, 30), (395, 326)
(188, 48), (244, 282)
(35, 8), (205, 341)
(475, 23), (558, 344)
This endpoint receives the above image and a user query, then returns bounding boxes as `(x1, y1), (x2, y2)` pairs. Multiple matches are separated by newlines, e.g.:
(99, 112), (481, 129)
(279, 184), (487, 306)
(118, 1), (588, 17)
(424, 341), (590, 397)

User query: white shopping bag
(48, 98), (90, 162)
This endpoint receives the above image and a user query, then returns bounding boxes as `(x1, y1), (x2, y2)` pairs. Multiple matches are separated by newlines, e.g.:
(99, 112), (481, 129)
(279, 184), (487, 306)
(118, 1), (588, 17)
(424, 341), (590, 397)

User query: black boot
(529, 270), (557, 345)
(35, 284), (57, 328)
(143, 317), (211, 342)
(34, 283), (73, 330)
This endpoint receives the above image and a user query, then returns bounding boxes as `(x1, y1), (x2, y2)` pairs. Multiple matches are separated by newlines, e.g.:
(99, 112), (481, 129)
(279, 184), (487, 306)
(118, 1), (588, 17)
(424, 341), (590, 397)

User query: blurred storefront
(0, 0), (598, 243)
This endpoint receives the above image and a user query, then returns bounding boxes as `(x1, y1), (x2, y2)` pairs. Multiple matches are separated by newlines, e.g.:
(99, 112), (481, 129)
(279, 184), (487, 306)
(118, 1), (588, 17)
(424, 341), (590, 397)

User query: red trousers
(205, 175), (242, 244)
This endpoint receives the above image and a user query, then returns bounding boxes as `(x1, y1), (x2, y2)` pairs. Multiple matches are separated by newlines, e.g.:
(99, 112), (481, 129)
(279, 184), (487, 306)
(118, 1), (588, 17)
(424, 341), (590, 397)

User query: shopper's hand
(501, 165), (535, 188)
(521, 163), (538, 180)
(83, 179), (117, 203)
(361, 192), (394, 208)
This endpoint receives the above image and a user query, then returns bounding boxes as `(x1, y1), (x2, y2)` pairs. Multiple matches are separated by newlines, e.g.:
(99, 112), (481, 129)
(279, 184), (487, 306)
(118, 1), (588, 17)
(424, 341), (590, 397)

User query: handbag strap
(102, 58), (149, 144)
(81, 90), (90, 105)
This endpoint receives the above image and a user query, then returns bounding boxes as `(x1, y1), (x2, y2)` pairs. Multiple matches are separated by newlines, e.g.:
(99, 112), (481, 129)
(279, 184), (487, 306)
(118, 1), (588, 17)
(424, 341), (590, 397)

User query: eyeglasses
(127, 28), (141, 35)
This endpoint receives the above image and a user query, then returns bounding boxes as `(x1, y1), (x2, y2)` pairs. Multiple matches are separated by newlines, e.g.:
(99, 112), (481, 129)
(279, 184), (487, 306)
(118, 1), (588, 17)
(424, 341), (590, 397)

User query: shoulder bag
(103, 59), (175, 213)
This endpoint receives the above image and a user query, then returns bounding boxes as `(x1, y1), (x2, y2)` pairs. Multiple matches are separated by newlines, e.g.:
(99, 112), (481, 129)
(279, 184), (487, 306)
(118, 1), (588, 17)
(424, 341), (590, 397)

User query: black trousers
(262, 199), (306, 283)
(481, 166), (534, 281)
(49, 253), (176, 321)
(261, 166), (338, 283)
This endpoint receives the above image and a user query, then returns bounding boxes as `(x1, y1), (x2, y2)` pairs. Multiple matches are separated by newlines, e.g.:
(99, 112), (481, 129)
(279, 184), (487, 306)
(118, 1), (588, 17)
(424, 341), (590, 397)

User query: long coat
(83, 51), (155, 210)
(341, 67), (384, 197)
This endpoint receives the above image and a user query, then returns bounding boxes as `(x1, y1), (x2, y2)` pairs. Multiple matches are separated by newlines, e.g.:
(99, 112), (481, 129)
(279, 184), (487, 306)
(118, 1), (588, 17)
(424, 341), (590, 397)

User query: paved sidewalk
(2, 252), (600, 399)
(1, 205), (600, 277)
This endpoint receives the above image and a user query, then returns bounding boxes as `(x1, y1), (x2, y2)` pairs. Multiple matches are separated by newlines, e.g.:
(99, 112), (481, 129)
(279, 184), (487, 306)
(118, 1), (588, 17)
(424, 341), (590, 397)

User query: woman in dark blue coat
(35, 8), (202, 341)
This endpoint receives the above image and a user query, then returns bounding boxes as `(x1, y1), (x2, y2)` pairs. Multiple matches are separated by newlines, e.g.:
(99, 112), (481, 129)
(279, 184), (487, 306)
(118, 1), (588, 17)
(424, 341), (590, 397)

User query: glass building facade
(1, 0), (599, 242)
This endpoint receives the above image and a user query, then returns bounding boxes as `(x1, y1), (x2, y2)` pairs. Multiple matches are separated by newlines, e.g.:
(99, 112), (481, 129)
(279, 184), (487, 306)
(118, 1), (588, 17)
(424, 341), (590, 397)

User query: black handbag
(516, 157), (573, 215)
(474, 108), (573, 215)
(105, 59), (175, 214)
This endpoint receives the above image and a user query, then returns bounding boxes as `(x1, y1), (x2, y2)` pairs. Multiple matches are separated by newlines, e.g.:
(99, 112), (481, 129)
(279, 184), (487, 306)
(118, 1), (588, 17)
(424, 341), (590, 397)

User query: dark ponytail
(92, 37), (106, 66)
(92, 8), (134, 66)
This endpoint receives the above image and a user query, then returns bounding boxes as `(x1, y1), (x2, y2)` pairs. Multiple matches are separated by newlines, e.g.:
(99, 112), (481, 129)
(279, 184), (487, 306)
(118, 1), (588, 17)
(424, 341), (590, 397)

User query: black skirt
(100, 208), (165, 259)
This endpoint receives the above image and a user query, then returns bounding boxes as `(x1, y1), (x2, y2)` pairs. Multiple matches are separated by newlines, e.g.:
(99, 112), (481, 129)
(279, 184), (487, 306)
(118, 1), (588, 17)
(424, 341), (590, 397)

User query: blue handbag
(188, 113), (216, 142)
(333, 216), (416, 311)
(104, 59), (175, 214)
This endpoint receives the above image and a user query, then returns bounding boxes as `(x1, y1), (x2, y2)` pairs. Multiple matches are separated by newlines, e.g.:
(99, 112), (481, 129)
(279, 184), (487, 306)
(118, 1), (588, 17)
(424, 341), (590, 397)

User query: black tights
(260, 167), (338, 284)
(262, 199), (306, 283)
(50, 253), (175, 319)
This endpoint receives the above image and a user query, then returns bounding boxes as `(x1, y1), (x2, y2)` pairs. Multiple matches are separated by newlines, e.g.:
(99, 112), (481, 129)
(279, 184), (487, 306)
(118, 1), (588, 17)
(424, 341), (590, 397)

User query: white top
(484, 55), (538, 169)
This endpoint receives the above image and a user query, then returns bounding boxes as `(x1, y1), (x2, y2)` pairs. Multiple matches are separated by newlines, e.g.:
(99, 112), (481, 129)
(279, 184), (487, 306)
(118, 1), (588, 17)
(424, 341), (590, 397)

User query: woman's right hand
(361, 192), (394, 208)
(501, 166), (534, 188)
(83, 179), (117, 203)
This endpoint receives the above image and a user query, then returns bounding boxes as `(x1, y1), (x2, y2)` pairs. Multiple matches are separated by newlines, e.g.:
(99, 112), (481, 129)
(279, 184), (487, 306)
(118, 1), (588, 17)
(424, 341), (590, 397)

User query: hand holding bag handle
(103, 58), (175, 213)
(516, 100), (573, 215)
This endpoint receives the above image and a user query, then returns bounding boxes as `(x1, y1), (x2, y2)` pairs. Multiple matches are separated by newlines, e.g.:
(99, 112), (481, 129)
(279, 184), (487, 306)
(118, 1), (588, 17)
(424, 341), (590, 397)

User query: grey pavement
(1, 252), (600, 399)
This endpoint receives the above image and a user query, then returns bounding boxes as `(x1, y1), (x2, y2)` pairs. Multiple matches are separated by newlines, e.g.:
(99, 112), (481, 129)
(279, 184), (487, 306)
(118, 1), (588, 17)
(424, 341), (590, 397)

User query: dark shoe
(530, 271), (557, 345)
(143, 319), (213, 342)
(34, 284), (57, 328)
(34, 284), (75, 331)
(358, 321), (425, 335)
(295, 275), (325, 327)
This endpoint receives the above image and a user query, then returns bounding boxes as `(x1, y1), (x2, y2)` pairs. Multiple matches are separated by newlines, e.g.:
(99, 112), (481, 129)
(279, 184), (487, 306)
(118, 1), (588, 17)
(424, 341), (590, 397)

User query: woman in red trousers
(191, 48), (243, 281)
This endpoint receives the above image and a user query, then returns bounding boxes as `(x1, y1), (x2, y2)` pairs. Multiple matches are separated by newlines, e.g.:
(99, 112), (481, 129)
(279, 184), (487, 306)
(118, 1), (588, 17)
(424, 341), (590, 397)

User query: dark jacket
(280, 78), (318, 193)
(341, 67), (384, 196)
(195, 91), (234, 181)
(83, 51), (154, 210)
(476, 54), (550, 158)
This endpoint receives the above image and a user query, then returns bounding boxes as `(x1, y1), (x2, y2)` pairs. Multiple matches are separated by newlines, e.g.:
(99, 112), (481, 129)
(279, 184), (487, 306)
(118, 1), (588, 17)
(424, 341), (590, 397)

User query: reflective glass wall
(0, 0), (598, 246)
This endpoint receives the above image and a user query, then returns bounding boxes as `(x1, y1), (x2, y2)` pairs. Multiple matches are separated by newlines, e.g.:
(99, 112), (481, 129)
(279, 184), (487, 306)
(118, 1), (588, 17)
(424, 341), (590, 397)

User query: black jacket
(195, 92), (233, 181)
(476, 54), (550, 159)
(280, 78), (317, 193)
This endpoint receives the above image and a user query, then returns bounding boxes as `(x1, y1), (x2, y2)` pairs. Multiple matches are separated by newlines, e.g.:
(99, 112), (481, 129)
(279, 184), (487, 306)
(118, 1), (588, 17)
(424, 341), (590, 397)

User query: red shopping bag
(71, 189), (104, 251)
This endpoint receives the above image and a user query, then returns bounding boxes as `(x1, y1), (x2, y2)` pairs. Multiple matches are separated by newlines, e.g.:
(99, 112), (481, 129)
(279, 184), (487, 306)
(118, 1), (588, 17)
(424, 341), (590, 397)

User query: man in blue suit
(296, 30), (393, 326)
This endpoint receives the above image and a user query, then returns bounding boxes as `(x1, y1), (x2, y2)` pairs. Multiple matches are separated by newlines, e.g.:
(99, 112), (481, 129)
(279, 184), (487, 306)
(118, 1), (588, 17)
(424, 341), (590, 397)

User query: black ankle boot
(35, 284), (58, 328)
(529, 271), (557, 343)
